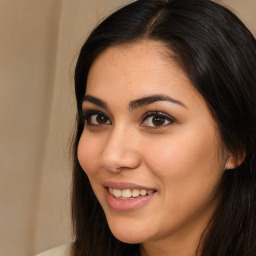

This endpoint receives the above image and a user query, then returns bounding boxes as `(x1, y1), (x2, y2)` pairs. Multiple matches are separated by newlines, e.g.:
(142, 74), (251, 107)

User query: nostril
(100, 150), (141, 172)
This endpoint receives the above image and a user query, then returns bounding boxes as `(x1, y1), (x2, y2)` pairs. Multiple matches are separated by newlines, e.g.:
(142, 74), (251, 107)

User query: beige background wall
(0, 1), (255, 256)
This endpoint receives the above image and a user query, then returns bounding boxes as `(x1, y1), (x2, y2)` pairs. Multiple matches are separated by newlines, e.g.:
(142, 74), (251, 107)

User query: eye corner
(79, 110), (88, 121)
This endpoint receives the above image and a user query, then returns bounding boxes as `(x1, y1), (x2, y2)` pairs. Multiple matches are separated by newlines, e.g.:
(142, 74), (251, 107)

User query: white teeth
(122, 189), (132, 197)
(140, 190), (146, 196)
(108, 187), (154, 199)
(112, 189), (122, 198)
(131, 189), (140, 197)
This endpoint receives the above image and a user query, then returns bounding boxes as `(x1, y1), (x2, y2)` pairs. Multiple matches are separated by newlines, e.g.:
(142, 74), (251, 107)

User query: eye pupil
(152, 116), (165, 126)
(96, 114), (108, 124)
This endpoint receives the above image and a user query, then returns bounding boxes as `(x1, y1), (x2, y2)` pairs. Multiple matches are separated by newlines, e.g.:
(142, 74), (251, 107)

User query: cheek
(77, 133), (101, 175)
(77, 133), (107, 205)
(141, 130), (224, 190)
(142, 134), (224, 226)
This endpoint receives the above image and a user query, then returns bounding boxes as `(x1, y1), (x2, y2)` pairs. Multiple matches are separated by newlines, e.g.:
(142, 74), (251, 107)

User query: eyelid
(80, 110), (100, 120)
(142, 111), (175, 120)
(141, 111), (175, 127)
(81, 110), (111, 125)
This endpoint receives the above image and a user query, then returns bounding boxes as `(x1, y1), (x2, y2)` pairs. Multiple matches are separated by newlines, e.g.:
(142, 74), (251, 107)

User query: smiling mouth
(108, 187), (156, 200)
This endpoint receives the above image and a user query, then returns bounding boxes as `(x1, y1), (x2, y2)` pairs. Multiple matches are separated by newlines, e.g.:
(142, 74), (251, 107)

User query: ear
(225, 150), (246, 170)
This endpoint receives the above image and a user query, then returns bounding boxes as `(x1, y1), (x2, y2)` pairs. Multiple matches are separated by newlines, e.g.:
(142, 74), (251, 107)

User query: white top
(36, 244), (72, 256)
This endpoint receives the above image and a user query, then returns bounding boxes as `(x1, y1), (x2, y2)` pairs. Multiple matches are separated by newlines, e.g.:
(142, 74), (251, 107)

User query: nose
(99, 127), (141, 173)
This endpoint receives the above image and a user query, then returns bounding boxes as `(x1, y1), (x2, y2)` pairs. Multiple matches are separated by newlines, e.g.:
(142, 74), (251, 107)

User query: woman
(38, 0), (256, 255)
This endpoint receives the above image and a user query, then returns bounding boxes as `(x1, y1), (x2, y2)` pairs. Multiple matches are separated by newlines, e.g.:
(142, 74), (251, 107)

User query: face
(77, 41), (229, 250)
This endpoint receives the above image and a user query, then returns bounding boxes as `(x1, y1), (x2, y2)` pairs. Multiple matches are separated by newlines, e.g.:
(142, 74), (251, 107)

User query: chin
(111, 229), (146, 244)
(106, 217), (150, 244)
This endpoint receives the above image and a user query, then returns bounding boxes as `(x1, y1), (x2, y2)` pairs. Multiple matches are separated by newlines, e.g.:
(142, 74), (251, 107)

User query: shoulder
(36, 243), (72, 256)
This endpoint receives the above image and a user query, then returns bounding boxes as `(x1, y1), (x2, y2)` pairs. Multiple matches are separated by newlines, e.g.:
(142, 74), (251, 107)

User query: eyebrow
(129, 94), (186, 110)
(82, 95), (108, 109)
(82, 94), (186, 110)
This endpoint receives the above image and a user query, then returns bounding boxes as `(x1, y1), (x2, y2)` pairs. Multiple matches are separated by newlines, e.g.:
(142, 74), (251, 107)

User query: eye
(141, 112), (174, 127)
(82, 111), (111, 126)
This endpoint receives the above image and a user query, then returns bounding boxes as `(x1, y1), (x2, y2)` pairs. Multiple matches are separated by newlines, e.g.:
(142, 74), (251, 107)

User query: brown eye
(141, 112), (174, 128)
(96, 113), (110, 124)
(151, 116), (166, 126)
(85, 112), (111, 126)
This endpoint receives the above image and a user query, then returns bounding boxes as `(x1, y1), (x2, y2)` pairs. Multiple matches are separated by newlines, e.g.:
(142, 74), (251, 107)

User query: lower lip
(105, 188), (156, 212)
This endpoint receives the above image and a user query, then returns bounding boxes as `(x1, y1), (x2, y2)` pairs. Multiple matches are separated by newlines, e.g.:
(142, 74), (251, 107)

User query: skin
(77, 41), (234, 256)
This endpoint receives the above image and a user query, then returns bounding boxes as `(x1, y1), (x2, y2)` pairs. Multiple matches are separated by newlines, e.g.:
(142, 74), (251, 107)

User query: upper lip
(103, 181), (157, 191)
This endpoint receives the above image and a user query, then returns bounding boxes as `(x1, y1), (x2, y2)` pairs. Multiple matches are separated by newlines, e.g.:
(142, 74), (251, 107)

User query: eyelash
(141, 111), (175, 127)
(81, 110), (175, 128)
(81, 110), (111, 126)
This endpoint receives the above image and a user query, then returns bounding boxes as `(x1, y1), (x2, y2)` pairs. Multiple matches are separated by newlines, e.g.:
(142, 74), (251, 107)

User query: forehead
(86, 41), (196, 100)
(86, 41), (208, 118)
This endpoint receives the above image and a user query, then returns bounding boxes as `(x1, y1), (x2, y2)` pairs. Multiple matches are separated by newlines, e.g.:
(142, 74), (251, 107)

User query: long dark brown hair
(72, 0), (256, 255)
